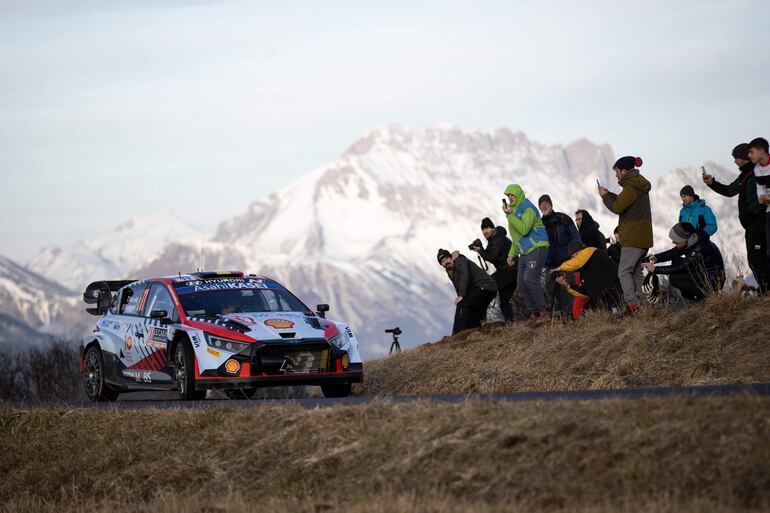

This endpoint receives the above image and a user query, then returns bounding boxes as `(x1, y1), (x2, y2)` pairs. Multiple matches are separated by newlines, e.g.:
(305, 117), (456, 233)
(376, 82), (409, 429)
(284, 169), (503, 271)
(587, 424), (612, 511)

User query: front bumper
(195, 363), (363, 390)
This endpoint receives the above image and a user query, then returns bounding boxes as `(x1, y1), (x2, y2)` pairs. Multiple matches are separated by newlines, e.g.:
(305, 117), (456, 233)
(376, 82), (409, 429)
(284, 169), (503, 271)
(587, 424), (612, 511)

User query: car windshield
(175, 278), (311, 317)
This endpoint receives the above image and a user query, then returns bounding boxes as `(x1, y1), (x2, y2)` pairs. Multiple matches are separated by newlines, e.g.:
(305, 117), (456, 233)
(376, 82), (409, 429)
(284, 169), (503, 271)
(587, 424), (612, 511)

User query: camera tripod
(385, 327), (402, 354)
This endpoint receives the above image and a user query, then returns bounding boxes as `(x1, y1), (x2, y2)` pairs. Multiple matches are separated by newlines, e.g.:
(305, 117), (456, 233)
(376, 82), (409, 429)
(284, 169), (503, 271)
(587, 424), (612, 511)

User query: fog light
(225, 359), (240, 374)
(341, 353), (350, 370)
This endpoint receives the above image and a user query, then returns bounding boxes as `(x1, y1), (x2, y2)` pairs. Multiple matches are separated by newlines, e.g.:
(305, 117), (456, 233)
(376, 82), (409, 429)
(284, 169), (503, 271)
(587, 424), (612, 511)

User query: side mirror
(316, 304), (330, 318)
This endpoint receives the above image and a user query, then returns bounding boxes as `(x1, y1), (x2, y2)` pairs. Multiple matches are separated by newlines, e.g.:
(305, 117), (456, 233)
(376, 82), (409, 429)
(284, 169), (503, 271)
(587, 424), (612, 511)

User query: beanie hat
(669, 222), (695, 244)
(613, 156), (643, 171)
(732, 143), (750, 160)
(537, 194), (552, 206)
(480, 217), (494, 230)
(679, 185), (695, 198)
(437, 248), (451, 264)
(567, 240), (585, 256)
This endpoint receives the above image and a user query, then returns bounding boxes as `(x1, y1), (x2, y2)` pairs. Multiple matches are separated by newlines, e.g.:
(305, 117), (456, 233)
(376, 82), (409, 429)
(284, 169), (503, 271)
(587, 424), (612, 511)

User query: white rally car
(80, 271), (363, 401)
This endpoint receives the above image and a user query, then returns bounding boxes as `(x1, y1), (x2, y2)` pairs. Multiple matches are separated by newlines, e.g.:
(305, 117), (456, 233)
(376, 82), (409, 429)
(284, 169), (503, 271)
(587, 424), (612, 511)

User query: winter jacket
(707, 162), (765, 229)
(477, 226), (517, 289)
(607, 243), (622, 265)
(504, 184), (550, 257)
(602, 169), (653, 249)
(678, 197), (717, 235)
(576, 210), (607, 253)
(653, 230), (725, 282)
(542, 211), (581, 267)
(556, 246), (620, 300)
(446, 251), (497, 297)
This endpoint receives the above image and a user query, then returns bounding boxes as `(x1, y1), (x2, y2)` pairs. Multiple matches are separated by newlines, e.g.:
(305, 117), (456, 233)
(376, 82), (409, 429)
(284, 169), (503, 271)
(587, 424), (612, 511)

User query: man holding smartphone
(703, 142), (768, 293)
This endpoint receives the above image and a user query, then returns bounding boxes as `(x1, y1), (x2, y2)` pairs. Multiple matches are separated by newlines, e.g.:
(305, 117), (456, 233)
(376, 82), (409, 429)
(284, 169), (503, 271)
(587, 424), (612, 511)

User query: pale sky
(1, 0), (768, 262)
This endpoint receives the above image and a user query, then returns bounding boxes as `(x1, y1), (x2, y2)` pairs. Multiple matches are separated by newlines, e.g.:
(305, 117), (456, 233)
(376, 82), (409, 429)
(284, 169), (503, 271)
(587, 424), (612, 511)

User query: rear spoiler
(83, 280), (136, 316)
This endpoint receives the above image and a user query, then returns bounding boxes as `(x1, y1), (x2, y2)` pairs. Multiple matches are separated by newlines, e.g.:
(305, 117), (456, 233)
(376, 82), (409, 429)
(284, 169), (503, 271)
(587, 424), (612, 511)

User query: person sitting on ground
(641, 222), (725, 302)
(437, 248), (498, 335)
(678, 185), (718, 235)
(503, 184), (550, 320)
(575, 209), (607, 253)
(470, 217), (517, 322)
(607, 226), (622, 266)
(550, 240), (621, 319)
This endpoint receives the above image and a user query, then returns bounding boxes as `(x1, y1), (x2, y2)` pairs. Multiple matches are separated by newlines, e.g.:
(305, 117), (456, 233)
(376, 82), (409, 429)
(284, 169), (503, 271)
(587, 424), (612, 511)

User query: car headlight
(205, 334), (250, 354)
(327, 332), (349, 350)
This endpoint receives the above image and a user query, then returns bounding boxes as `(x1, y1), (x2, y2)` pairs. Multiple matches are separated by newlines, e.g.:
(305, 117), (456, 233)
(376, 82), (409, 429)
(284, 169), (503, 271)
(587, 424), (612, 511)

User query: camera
(468, 238), (483, 251)
(385, 327), (402, 335)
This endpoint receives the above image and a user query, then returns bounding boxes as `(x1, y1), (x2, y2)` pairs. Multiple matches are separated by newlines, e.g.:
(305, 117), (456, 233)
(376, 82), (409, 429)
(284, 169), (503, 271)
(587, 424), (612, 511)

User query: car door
(138, 283), (178, 382)
(112, 282), (151, 383)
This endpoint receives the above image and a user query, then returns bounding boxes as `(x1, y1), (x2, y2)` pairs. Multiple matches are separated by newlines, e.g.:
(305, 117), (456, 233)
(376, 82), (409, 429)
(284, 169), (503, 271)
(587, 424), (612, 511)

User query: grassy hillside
(358, 295), (770, 396)
(2, 396), (770, 513)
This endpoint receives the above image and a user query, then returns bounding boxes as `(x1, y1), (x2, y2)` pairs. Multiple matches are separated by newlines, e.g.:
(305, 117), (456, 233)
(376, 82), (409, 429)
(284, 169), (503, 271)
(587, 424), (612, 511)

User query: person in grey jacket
(438, 248), (497, 334)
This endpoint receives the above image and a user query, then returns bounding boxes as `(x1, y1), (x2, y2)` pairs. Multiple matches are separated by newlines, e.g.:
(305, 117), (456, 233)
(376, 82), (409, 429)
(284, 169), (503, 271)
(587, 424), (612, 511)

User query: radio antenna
(198, 234), (206, 272)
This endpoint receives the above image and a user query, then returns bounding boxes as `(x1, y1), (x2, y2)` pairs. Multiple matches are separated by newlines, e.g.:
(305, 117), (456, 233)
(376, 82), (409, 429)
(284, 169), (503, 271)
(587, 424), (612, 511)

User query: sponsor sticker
(146, 339), (166, 350)
(191, 335), (201, 348)
(264, 319), (295, 329)
(149, 327), (168, 343)
(125, 336), (134, 351)
(228, 315), (257, 325)
(207, 347), (221, 358)
(345, 326), (354, 338)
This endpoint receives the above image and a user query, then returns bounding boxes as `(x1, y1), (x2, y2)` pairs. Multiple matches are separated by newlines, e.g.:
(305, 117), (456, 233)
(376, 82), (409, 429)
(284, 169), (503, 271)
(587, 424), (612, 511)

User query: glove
(642, 272), (660, 304)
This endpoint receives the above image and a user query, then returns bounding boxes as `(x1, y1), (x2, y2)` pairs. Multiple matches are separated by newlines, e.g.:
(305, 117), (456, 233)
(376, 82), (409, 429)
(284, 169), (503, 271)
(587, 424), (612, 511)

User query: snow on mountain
(27, 209), (202, 292)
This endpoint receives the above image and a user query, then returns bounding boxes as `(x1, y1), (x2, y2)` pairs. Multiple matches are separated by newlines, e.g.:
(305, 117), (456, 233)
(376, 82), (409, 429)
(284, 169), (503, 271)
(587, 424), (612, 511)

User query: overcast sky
(1, 0), (768, 262)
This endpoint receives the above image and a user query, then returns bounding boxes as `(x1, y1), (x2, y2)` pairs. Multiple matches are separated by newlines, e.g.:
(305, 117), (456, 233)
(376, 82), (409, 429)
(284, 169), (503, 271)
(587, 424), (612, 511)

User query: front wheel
(174, 340), (206, 401)
(83, 346), (119, 402)
(320, 383), (352, 398)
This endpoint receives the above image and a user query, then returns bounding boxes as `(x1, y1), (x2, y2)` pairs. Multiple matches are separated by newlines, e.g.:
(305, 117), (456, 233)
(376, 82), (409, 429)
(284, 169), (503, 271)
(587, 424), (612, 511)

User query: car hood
(219, 311), (328, 341)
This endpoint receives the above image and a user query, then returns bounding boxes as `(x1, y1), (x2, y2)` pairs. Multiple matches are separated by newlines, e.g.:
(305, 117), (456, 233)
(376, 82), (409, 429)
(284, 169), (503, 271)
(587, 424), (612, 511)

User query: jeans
(618, 246), (646, 305)
(516, 246), (548, 314)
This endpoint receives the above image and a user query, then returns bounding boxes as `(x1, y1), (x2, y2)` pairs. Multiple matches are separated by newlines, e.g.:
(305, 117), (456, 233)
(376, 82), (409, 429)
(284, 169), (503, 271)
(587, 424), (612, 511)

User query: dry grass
(358, 295), (770, 395)
(2, 396), (770, 512)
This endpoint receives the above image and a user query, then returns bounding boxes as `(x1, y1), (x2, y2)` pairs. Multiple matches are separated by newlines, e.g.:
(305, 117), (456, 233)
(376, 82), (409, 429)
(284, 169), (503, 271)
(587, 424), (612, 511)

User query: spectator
(551, 240), (621, 320)
(642, 222), (725, 302)
(748, 137), (770, 267)
(575, 209), (607, 252)
(607, 226), (622, 266)
(539, 194), (581, 315)
(437, 249), (498, 334)
(470, 218), (517, 321)
(502, 184), (550, 320)
(678, 185), (718, 235)
(704, 143), (768, 293)
(599, 156), (653, 314)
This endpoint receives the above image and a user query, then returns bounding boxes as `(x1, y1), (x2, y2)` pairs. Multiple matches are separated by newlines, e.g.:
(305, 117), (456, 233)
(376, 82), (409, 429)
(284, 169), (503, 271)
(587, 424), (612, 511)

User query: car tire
(83, 346), (119, 402)
(174, 340), (206, 401)
(224, 388), (257, 400)
(320, 383), (352, 398)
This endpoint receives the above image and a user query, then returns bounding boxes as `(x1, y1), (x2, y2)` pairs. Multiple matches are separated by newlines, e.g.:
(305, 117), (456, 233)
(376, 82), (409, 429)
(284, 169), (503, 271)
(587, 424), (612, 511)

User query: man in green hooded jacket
(502, 184), (550, 319)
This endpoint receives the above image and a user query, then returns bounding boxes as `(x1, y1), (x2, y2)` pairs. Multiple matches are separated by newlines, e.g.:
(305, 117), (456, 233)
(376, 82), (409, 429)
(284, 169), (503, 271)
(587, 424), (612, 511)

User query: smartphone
(596, 179), (601, 188)
(701, 165), (707, 177)
(502, 198), (508, 207)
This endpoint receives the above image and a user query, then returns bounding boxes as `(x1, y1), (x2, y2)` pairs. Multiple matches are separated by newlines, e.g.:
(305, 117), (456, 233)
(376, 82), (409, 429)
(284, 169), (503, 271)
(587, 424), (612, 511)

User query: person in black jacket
(703, 143), (768, 293)
(607, 226), (622, 265)
(539, 195), (581, 316)
(470, 218), (518, 321)
(438, 248), (498, 334)
(641, 222), (725, 301)
(575, 209), (607, 253)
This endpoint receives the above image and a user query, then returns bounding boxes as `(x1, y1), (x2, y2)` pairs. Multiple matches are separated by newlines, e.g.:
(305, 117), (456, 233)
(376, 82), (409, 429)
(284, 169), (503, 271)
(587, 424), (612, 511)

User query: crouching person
(437, 249), (498, 334)
(641, 222), (725, 302)
(550, 241), (622, 319)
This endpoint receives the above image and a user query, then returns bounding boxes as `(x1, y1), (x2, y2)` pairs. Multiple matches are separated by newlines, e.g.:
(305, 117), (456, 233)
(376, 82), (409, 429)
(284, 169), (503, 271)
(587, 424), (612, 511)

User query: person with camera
(468, 217), (517, 322)
(437, 248), (498, 335)
(538, 194), (581, 317)
(641, 222), (725, 302)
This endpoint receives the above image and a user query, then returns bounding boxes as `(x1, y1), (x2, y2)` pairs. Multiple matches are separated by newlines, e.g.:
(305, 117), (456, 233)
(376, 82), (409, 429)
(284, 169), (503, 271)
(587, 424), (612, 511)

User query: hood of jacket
(504, 184), (526, 210)
(688, 229), (711, 248)
(488, 226), (508, 239)
(577, 209), (600, 234)
(739, 162), (756, 177)
(682, 198), (706, 210)
(619, 169), (652, 192)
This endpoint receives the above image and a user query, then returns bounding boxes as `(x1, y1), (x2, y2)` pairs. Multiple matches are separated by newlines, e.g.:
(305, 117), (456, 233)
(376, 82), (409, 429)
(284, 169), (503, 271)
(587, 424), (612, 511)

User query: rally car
(80, 271), (363, 401)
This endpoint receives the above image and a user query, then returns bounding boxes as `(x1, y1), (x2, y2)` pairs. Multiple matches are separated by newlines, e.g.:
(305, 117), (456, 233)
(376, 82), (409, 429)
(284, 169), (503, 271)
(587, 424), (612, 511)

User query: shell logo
(125, 336), (133, 351)
(224, 359), (240, 374)
(264, 319), (295, 330)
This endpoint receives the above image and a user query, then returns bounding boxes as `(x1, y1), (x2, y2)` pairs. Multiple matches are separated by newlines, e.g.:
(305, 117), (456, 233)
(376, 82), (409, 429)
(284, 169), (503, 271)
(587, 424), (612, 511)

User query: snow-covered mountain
(27, 209), (201, 292)
(10, 125), (749, 356)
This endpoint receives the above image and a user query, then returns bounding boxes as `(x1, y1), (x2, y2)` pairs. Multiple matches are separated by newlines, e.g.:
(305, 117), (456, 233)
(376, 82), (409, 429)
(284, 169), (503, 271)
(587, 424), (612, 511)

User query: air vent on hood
(279, 332), (297, 339)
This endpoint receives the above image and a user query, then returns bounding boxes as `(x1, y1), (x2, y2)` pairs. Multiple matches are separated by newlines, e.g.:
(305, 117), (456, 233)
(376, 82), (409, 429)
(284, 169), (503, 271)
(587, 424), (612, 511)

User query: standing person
(470, 218), (517, 321)
(437, 249), (498, 335)
(503, 184), (550, 320)
(599, 156), (653, 314)
(748, 137), (770, 269)
(678, 185), (717, 235)
(607, 226), (622, 265)
(538, 194), (581, 315)
(703, 143), (768, 293)
(575, 209), (607, 252)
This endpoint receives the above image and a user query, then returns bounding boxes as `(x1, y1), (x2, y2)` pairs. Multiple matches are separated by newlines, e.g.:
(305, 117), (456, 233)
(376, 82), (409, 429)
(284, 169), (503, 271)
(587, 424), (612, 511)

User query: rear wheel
(174, 341), (206, 401)
(320, 383), (352, 398)
(224, 388), (257, 400)
(83, 346), (119, 402)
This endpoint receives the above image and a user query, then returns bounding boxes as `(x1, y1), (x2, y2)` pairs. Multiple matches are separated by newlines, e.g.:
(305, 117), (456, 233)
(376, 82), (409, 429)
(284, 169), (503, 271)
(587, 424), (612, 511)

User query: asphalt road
(12, 382), (770, 410)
